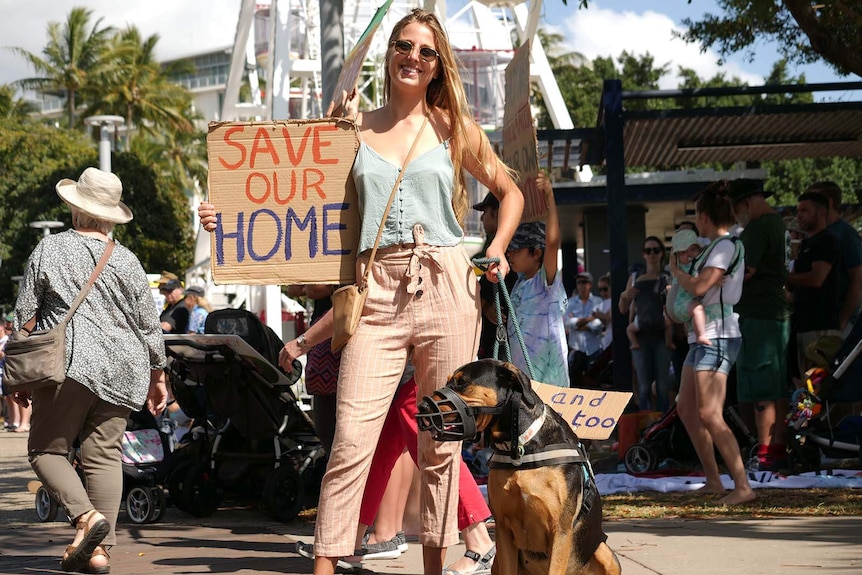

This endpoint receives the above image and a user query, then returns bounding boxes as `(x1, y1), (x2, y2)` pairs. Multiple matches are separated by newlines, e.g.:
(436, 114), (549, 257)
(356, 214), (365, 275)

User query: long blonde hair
(383, 9), (514, 225)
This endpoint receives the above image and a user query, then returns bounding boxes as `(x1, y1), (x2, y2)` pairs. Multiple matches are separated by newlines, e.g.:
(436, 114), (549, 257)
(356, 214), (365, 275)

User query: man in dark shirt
(730, 179), (790, 471)
(787, 192), (840, 378)
(807, 181), (862, 334)
(159, 278), (190, 334)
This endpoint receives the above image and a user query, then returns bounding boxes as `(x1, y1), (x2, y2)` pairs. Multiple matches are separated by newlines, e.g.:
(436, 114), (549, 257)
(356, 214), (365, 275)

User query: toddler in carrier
(665, 230), (710, 345)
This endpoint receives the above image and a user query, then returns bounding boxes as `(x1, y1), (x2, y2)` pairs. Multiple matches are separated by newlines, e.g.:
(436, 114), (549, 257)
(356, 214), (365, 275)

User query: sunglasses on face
(643, 247), (662, 255)
(598, 286), (610, 292)
(391, 39), (440, 62)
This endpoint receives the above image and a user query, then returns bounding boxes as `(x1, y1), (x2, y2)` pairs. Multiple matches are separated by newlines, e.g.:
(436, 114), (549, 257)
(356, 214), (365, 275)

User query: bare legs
(360, 450), (413, 547)
(445, 520), (494, 573)
(676, 364), (755, 504)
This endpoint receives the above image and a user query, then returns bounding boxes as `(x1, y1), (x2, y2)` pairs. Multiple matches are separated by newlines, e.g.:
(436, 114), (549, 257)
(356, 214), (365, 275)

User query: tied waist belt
(361, 225), (444, 295)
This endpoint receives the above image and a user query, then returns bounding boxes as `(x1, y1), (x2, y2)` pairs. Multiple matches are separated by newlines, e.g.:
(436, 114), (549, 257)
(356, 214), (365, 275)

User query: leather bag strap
(21, 240), (116, 335)
(360, 113), (430, 289)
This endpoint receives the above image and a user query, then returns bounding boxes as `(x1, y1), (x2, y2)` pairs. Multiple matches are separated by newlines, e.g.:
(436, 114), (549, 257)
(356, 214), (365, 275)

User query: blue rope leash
(472, 257), (535, 380)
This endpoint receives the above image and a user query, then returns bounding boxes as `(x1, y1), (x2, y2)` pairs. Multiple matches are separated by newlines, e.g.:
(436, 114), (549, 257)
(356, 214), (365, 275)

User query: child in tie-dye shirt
(505, 172), (569, 386)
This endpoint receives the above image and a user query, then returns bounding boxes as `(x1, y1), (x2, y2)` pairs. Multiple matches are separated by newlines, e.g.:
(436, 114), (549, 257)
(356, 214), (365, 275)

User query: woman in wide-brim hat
(13, 167), (166, 574)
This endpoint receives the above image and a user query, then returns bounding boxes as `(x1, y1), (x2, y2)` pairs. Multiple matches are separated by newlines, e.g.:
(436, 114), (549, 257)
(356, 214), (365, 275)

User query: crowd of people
(3, 7), (859, 574)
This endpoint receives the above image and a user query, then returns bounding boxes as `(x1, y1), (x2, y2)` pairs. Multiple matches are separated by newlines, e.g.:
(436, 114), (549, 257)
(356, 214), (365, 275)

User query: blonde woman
(200, 9), (523, 575)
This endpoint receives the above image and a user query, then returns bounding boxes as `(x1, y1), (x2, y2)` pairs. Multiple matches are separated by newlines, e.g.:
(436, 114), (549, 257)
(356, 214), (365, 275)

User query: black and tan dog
(417, 359), (621, 575)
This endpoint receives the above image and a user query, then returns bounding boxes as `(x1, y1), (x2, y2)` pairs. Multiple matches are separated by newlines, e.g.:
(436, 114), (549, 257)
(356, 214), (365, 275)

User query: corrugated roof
(622, 102), (862, 167)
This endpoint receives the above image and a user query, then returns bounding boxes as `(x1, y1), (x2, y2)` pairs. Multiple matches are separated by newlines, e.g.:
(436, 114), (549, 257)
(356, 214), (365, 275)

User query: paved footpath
(2, 432), (861, 575)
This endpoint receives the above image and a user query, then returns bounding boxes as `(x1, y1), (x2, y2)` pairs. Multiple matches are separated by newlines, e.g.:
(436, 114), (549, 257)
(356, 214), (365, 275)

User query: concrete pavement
(2, 430), (861, 575)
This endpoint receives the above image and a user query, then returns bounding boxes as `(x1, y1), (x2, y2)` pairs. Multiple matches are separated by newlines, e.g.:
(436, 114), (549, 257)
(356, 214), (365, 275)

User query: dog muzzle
(416, 387), (502, 442)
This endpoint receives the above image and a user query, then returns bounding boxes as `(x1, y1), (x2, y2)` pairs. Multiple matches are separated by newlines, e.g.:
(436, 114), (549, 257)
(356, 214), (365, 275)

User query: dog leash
(472, 257), (535, 380)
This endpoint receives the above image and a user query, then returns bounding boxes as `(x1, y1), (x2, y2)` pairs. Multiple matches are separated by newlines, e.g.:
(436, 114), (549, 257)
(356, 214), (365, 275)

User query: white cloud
(557, 4), (764, 88)
(0, 0), (242, 86)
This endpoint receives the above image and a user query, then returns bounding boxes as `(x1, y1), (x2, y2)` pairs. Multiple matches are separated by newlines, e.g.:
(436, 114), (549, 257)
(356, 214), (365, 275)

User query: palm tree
(9, 7), (114, 128)
(131, 107), (207, 199)
(84, 26), (195, 150)
(0, 85), (37, 119)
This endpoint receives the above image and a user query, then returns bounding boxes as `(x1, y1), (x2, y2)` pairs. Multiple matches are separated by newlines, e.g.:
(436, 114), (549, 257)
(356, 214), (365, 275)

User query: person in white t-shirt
(595, 274), (613, 351)
(668, 181), (754, 506)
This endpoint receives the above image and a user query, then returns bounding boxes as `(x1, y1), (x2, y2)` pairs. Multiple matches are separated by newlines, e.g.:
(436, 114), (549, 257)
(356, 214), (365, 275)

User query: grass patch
(603, 488), (862, 520)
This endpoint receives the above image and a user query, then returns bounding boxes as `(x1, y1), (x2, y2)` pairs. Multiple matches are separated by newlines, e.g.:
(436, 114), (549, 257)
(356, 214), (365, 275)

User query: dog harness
(488, 404), (600, 524)
(489, 405), (592, 471)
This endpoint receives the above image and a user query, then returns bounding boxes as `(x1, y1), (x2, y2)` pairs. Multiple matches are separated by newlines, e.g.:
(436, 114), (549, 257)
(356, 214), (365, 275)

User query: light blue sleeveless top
(353, 140), (463, 252)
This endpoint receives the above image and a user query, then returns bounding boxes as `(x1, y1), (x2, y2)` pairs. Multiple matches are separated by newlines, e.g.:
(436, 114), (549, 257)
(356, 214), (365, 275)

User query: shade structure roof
(622, 101), (862, 167)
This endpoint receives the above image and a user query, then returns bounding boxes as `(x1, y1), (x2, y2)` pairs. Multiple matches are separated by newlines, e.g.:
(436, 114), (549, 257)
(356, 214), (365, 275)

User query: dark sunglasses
(598, 286), (610, 292)
(391, 39), (439, 62)
(643, 247), (662, 255)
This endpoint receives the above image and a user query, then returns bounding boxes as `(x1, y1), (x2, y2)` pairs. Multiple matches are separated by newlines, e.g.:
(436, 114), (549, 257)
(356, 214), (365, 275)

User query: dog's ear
(499, 362), (538, 407)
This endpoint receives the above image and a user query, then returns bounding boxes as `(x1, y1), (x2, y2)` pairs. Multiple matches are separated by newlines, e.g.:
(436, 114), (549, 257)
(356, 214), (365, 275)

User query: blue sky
(531, 0), (850, 88)
(0, 0), (855, 100)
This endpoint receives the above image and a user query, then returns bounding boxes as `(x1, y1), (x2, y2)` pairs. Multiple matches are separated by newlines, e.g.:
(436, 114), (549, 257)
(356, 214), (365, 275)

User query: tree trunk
(67, 90), (76, 128)
(783, 0), (862, 77)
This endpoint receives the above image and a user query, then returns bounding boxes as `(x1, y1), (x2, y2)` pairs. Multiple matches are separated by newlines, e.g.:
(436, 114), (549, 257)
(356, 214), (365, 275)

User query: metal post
(29, 221), (64, 239)
(319, 0), (344, 107)
(84, 115), (125, 173)
(603, 79), (632, 395)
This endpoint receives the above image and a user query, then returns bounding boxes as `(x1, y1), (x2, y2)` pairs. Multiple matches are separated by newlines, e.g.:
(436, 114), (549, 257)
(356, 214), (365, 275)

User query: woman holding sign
(199, 9), (523, 575)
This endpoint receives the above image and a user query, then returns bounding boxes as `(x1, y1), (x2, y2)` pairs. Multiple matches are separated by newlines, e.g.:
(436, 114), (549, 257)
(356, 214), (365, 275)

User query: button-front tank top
(352, 140), (463, 252)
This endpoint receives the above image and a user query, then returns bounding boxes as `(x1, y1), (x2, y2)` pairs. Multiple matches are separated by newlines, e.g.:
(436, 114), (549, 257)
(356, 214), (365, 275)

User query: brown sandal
(86, 545), (111, 574)
(60, 511), (110, 573)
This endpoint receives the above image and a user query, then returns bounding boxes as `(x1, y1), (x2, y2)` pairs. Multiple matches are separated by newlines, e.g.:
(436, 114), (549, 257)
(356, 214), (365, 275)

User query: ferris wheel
(221, 0), (572, 130)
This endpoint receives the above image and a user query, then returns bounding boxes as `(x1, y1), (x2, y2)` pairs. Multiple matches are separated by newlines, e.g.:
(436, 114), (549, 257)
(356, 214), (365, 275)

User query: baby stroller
(35, 407), (172, 525)
(624, 404), (757, 474)
(787, 322), (862, 472)
(164, 308), (325, 522)
(120, 409), (173, 523)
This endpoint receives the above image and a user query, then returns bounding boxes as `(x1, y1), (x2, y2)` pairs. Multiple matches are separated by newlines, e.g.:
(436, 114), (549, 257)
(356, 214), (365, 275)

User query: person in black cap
(159, 278), (190, 334)
(474, 192), (517, 359)
(729, 178), (791, 471)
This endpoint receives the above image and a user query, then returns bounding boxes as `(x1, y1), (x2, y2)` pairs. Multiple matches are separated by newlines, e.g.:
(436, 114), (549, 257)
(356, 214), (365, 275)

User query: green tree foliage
(0, 119), (95, 307)
(109, 151), (195, 274)
(9, 7), (114, 128)
(0, 119), (194, 310)
(533, 33), (672, 128)
(0, 84), (37, 119)
(678, 0), (862, 78)
(764, 157), (862, 208)
(84, 26), (195, 150)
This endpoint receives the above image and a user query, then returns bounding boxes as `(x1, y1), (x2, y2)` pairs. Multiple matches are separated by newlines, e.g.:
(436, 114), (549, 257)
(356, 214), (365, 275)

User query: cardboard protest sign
(533, 381), (631, 440)
(502, 40), (545, 223)
(328, 0), (392, 113)
(206, 118), (360, 285)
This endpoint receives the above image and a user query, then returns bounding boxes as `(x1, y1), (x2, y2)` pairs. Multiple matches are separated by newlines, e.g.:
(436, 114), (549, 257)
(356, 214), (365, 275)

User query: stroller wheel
(35, 485), (59, 522)
(264, 464), (303, 522)
(624, 444), (657, 474)
(126, 486), (157, 524)
(183, 462), (220, 518)
(146, 487), (168, 523)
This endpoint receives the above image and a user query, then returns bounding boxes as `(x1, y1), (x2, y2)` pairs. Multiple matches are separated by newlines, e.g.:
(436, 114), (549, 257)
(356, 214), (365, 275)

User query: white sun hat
(55, 167), (133, 223)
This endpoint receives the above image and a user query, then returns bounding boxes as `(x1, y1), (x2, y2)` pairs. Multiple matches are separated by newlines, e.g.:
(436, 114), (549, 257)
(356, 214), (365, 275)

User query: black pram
(165, 308), (325, 521)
